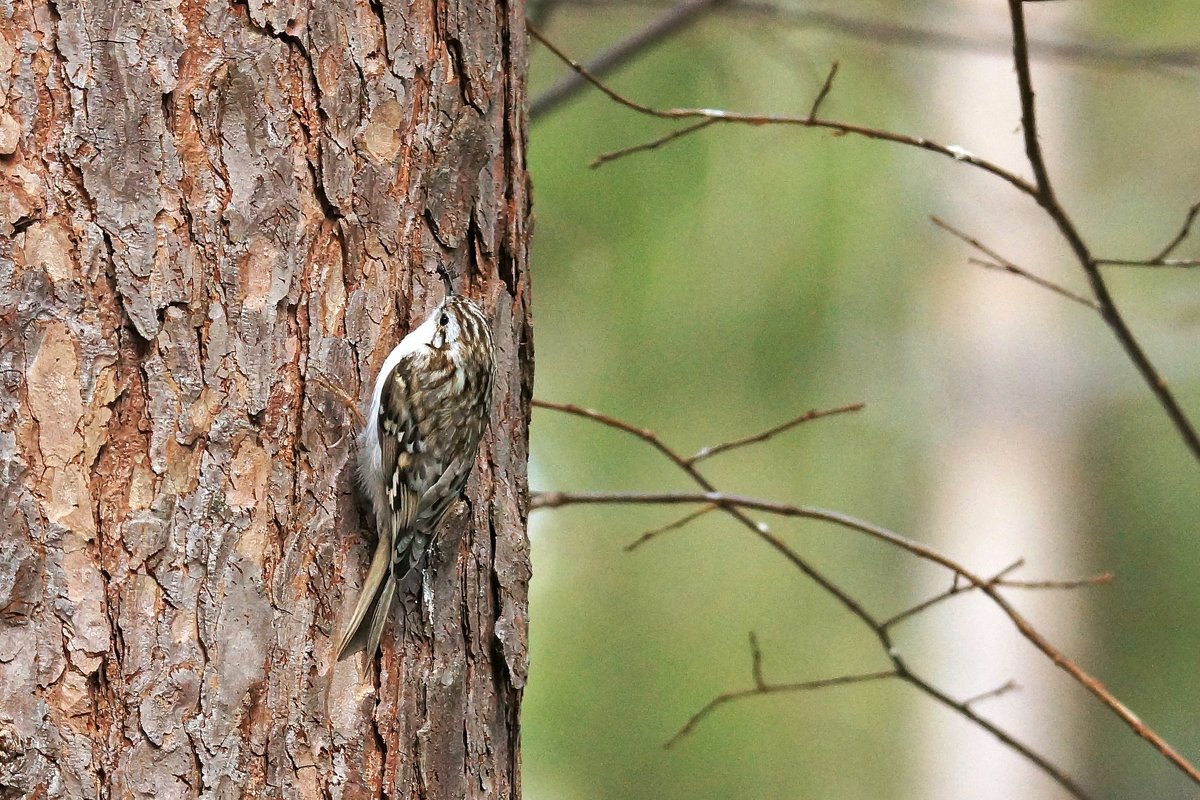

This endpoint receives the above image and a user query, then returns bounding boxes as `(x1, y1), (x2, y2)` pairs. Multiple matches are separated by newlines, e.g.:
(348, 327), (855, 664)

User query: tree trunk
(0, 0), (532, 797)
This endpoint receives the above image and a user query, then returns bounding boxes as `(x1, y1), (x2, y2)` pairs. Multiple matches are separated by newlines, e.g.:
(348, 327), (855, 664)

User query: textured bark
(0, 0), (532, 796)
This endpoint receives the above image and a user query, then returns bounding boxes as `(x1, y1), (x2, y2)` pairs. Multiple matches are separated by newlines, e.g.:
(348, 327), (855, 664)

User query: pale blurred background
(522, 2), (1200, 798)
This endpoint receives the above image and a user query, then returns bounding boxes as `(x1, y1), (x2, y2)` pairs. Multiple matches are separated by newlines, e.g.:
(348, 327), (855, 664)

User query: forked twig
(593, 59), (836, 169)
(1148, 201), (1200, 262)
(883, 558), (1025, 629)
(931, 216), (1100, 310)
(1097, 200), (1200, 268)
(1004, 0), (1200, 461)
(666, 666), (897, 748)
(532, 399), (1130, 798)
(529, 0), (728, 118)
(527, 23), (1039, 198)
(530, 12), (1200, 464)
(536, 484), (1196, 789)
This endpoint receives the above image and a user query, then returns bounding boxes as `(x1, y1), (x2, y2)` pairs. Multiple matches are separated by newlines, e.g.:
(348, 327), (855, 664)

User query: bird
(335, 274), (495, 662)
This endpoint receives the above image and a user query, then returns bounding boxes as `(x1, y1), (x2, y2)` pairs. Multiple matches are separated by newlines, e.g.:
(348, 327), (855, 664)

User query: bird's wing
(378, 355), (424, 542)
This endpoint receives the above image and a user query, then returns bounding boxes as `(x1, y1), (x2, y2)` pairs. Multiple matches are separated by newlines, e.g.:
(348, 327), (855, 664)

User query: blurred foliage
(522, 3), (1200, 799)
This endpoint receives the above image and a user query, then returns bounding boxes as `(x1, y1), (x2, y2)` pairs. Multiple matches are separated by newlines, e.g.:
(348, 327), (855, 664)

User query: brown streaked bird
(335, 278), (495, 662)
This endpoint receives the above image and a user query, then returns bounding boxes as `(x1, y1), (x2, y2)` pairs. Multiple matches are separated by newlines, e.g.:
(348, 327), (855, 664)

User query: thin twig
(591, 119), (717, 168)
(902, 670), (1086, 795)
(967, 260), (1100, 310)
(687, 402), (864, 465)
(666, 669), (897, 749)
(882, 582), (966, 628)
(962, 679), (1020, 708)
(991, 559), (1027, 582)
(533, 486), (1200, 788)
(1002, 573), (1113, 591)
(749, 631), (766, 688)
(529, 0), (727, 119)
(931, 216), (1100, 310)
(1149, 201), (1200, 262)
(533, 401), (1101, 798)
(1096, 200), (1200, 267)
(1096, 258), (1200, 268)
(882, 558), (1025, 629)
(807, 61), (838, 120)
(533, 399), (695, 473)
(528, 23), (1039, 199)
(625, 503), (717, 551)
(1004, 0), (1200, 464)
(532, 18), (1200, 464)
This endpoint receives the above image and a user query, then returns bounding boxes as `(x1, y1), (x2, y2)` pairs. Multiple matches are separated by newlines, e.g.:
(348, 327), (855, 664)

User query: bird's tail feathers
(335, 527), (395, 662)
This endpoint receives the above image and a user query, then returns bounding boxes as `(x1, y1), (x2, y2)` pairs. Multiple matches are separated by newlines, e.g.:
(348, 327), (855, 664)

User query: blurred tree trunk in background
(920, 21), (1087, 796)
(0, 0), (532, 797)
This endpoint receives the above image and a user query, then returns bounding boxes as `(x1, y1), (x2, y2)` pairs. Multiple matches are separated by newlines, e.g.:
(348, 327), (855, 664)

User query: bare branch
(687, 402), (864, 465)
(1007, 2), (1054, 199)
(749, 631), (765, 689)
(1002, 573), (1113, 591)
(962, 679), (1021, 708)
(538, 1), (1200, 75)
(1096, 200), (1200, 268)
(931, 216), (1100, 310)
(531, 399), (1162, 797)
(1149, 200), (1200, 262)
(529, 0), (727, 119)
(533, 486), (1200, 787)
(532, 17), (1200, 464)
(625, 503), (717, 551)
(1003, 0), (1200, 463)
(882, 559), (1024, 630)
(591, 119), (718, 168)
(666, 668), (896, 749)
(528, 24), (1039, 198)
(807, 61), (838, 120)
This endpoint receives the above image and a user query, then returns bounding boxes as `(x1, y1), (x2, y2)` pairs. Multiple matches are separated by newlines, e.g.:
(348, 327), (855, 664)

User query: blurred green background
(521, 2), (1200, 798)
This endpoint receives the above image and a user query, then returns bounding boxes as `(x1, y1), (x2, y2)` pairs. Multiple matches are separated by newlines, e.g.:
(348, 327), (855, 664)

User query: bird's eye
(440, 313), (450, 326)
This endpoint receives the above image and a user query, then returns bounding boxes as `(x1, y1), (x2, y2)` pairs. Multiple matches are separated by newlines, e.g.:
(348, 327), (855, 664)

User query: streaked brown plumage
(336, 293), (495, 662)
